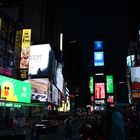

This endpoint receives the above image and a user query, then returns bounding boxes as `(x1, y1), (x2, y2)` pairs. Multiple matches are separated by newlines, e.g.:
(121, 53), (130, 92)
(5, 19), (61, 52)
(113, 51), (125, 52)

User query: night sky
(57, 0), (140, 103)
(59, 0), (129, 71)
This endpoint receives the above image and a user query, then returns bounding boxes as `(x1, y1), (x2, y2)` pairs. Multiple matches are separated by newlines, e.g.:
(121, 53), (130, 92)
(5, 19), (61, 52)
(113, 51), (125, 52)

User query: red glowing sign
(91, 96), (94, 102)
(95, 83), (105, 99)
(107, 95), (114, 103)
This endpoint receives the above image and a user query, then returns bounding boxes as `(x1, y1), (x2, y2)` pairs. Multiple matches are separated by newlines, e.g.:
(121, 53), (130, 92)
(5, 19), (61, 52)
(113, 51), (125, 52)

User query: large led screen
(95, 83), (105, 99)
(0, 75), (31, 103)
(126, 55), (135, 67)
(25, 78), (51, 102)
(52, 84), (59, 106)
(94, 52), (104, 66)
(131, 67), (140, 92)
(93, 41), (103, 51)
(56, 63), (64, 93)
(106, 75), (114, 93)
(28, 44), (56, 80)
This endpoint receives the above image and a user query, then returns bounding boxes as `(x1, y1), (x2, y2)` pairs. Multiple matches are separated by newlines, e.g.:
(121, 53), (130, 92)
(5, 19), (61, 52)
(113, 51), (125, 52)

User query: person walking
(111, 102), (127, 140)
(64, 117), (73, 140)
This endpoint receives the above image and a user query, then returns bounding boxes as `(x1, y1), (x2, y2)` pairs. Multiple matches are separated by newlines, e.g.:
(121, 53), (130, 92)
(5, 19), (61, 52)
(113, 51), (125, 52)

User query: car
(34, 120), (59, 134)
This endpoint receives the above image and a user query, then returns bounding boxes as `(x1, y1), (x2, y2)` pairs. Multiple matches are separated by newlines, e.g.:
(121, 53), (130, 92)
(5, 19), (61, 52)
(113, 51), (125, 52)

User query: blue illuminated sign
(94, 52), (104, 66)
(94, 41), (103, 51)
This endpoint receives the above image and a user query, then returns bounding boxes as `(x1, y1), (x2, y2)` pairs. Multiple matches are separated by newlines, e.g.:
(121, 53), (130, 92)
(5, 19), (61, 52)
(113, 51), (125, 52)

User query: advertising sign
(106, 75), (114, 93)
(0, 75), (31, 103)
(89, 76), (94, 94)
(107, 95), (114, 103)
(131, 67), (140, 92)
(126, 55), (135, 67)
(28, 44), (55, 80)
(25, 78), (51, 102)
(56, 63), (64, 93)
(95, 83), (105, 99)
(20, 29), (31, 80)
(94, 52), (104, 66)
(52, 84), (59, 106)
(21, 29), (31, 47)
(93, 41), (103, 51)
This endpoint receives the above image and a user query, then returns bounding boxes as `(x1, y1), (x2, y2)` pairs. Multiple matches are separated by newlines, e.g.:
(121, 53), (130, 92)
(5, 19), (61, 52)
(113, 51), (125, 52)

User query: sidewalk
(0, 127), (31, 140)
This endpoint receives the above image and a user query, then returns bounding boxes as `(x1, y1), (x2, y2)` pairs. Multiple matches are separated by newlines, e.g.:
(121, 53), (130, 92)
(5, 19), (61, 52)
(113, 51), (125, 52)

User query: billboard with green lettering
(0, 75), (31, 103)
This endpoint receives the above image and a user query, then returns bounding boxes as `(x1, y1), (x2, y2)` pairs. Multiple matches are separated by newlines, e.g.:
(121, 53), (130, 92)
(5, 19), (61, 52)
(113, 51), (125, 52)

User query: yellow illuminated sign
(21, 29), (31, 47)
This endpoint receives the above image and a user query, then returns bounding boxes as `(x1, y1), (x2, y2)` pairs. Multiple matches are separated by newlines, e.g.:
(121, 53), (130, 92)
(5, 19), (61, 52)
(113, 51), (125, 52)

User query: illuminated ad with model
(0, 75), (31, 103)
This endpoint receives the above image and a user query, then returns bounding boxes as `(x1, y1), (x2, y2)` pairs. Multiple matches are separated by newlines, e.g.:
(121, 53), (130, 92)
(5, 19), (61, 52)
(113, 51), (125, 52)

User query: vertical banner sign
(14, 29), (31, 80)
(106, 75), (114, 94)
(89, 76), (94, 94)
(20, 29), (31, 79)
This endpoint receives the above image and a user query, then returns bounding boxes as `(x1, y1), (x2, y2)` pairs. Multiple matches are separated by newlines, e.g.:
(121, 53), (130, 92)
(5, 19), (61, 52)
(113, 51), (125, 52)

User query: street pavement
(0, 119), (82, 140)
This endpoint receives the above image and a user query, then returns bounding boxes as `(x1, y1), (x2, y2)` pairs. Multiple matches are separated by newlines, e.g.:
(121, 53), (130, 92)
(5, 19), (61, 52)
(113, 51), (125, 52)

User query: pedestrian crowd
(78, 102), (140, 140)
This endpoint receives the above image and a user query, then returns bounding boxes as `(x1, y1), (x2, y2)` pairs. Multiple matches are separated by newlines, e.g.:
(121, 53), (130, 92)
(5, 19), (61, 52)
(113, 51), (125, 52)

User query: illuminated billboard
(25, 78), (51, 102)
(0, 75), (31, 103)
(89, 76), (94, 94)
(20, 29), (31, 69)
(56, 63), (64, 93)
(28, 44), (56, 80)
(130, 67), (140, 92)
(126, 55), (135, 67)
(95, 83), (105, 99)
(106, 75), (114, 93)
(107, 95), (114, 103)
(94, 52), (104, 66)
(93, 41), (103, 51)
(52, 84), (59, 106)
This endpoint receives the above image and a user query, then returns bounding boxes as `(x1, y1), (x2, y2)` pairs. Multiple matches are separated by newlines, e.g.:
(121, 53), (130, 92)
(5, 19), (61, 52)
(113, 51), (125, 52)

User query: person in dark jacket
(103, 102), (113, 140)
(111, 102), (127, 140)
(64, 118), (73, 140)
